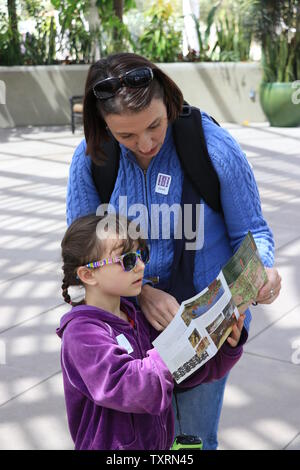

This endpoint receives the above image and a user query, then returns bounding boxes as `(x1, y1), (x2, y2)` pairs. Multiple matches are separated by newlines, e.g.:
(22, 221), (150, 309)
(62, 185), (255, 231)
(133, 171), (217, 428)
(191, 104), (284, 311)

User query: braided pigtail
(62, 276), (72, 305)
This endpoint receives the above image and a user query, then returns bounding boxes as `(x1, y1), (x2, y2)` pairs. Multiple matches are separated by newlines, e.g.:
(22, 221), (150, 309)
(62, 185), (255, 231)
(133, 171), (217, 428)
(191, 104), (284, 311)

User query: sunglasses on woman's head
(93, 67), (154, 100)
(85, 246), (150, 272)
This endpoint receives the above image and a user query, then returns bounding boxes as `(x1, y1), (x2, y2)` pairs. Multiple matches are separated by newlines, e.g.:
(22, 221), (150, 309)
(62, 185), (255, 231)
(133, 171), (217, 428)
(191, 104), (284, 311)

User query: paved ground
(0, 123), (299, 450)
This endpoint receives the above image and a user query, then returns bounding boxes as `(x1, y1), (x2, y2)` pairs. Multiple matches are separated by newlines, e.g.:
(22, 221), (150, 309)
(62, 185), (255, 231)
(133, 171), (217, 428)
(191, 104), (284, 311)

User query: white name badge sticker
(155, 173), (172, 195)
(116, 334), (134, 354)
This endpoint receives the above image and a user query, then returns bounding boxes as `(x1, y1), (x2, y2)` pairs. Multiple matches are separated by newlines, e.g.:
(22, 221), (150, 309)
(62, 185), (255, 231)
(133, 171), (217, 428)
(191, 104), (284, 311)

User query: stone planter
(0, 62), (267, 128)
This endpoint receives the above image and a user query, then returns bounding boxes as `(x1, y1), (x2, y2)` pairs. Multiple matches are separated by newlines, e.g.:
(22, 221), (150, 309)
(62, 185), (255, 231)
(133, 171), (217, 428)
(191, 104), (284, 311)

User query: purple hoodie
(56, 298), (247, 450)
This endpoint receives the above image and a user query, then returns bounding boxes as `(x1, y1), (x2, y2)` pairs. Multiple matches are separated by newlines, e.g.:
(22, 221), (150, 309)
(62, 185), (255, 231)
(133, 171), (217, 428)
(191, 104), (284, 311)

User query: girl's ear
(77, 267), (98, 286)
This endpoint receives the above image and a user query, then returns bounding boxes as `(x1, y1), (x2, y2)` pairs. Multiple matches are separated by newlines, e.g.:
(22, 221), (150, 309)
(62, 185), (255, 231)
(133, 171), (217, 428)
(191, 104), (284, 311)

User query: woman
(66, 52), (281, 449)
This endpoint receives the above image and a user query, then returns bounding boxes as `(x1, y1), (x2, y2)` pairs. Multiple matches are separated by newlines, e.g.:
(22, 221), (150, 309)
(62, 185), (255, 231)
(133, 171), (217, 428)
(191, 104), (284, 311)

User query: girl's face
(92, 238), (145, 298)
(104, 98), (168, 170)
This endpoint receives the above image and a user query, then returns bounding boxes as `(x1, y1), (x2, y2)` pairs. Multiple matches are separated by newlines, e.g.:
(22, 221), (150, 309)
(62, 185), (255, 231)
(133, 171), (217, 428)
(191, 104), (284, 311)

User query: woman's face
(104, 98), (168, 170)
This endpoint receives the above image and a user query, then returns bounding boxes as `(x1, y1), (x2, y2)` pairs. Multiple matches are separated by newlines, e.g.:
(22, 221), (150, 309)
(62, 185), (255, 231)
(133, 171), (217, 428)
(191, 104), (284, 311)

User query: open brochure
(153, 232), (268, 384)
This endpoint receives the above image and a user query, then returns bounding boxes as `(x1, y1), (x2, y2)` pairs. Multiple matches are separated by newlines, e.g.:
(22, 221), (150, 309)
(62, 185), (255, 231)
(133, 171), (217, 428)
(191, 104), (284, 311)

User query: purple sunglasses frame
(85, 248), (150, 272)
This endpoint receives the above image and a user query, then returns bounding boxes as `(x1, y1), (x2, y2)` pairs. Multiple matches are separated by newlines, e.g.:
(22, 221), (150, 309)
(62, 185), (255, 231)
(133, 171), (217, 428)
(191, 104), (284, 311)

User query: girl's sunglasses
(93, 67), (154, 100)
(85, 246), (150, 272)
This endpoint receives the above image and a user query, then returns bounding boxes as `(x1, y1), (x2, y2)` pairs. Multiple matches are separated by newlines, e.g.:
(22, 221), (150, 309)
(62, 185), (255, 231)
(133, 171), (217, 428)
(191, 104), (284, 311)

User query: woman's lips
(139, 145), (158, 156)
(132, 278), (143, 285)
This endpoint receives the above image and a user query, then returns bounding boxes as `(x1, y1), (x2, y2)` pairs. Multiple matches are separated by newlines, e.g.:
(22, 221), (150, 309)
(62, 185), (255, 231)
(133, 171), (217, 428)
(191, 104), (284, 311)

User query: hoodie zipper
(114, 314), (169, 448)
(142, 167), (154, 282)
(143, 168), (152, 237)
(132, 324), (168, 449)
(160, 416), (167, 449)
(143, 169), (149, 210)
(132, 320), (145, 358)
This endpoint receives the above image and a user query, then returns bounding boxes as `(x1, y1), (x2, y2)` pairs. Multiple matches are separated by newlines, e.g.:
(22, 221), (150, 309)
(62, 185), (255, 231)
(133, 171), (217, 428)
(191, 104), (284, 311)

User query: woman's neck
(134, 155), (152, 170)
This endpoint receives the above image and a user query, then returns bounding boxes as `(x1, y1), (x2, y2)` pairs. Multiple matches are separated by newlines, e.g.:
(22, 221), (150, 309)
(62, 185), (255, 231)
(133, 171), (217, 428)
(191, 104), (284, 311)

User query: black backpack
(91, 104), (222, 213)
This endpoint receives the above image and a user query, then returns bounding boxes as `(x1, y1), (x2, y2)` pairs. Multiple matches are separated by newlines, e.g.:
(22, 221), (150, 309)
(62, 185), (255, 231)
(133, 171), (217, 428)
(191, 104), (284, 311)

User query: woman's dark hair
(83, 52), (184, 164)
(61, 213), (147, 306)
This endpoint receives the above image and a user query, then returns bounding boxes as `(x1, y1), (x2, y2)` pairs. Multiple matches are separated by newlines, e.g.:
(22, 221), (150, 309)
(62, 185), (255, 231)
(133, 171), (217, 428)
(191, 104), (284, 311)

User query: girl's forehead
(100, 236), (138, 257)
(101, 237), (124, 255)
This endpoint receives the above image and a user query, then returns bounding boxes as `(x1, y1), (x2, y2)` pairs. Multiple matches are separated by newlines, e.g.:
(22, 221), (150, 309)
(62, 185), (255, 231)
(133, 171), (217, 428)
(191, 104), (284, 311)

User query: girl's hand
(227, 314), (245, 348)
(255, 267), (282, 305)
(138, 285), (180, 331)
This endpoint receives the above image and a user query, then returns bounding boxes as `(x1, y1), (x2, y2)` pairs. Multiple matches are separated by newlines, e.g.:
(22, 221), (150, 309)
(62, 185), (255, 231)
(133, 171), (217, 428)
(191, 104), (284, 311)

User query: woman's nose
(137, 134), (153, 153)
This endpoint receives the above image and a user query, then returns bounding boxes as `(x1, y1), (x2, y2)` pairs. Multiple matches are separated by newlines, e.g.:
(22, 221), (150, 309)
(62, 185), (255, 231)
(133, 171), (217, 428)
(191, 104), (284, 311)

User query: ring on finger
(269, 288), (275, 299)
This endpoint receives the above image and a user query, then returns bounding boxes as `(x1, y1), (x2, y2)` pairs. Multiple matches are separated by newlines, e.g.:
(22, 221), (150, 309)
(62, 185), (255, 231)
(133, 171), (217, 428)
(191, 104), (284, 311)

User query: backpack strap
(91, 137), (120, 205)
(172, 104), (221, 213)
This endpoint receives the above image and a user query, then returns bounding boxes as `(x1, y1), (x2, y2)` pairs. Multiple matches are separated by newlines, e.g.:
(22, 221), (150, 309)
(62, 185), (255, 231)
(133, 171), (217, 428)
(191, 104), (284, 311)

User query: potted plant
(249, 0), (300, 127)
(137, 0), (182, 63)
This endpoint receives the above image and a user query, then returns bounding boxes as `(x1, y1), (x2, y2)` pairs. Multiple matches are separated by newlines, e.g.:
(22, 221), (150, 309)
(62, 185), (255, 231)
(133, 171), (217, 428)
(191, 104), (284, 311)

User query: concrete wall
(0, 65), (88, 128)
(160, 62), (266, 123)
(0, 62), (266, 128)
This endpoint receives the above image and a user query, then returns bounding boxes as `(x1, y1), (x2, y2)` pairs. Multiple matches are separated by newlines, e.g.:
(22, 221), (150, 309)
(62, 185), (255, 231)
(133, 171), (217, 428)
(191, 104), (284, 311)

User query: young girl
(57, 214), (247, 450)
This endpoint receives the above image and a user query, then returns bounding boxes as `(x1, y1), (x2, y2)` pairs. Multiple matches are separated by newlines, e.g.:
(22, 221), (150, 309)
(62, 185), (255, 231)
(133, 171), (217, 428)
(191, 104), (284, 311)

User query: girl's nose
(134, 257), (145, 272)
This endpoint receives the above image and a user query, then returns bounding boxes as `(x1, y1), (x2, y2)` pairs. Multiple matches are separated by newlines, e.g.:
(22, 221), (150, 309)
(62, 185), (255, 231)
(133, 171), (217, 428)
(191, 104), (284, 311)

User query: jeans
(172, 374), (228, 450)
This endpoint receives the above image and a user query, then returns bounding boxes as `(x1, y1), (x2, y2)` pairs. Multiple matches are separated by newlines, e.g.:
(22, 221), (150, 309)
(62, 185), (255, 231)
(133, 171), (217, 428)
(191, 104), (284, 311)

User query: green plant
(51, 0), (136, 62)
(22, 1), (57, 65)
(184, 1), (253, 62)
(137, 0), (182, 62)
(97, 0), (137, 56)
(248, 0), (300, 82)
(51, 0), (92, 63)
(99, 15), (136, 56)
(185, 5), (219, 61)
(0, 13), (18, 65)
(0, 0), (58, 65)
(210, 1), (253, 62)
(0, 0), (22, 65)
(213, 15), (252, 61)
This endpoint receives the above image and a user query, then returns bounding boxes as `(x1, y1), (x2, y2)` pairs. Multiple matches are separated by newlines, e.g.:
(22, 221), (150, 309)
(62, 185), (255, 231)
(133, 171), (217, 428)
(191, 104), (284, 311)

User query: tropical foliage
(0, 0), (299, 76)
(247, 0), (300, 82)
(137, 0), (182, 62)
(211, 0), (253, 62)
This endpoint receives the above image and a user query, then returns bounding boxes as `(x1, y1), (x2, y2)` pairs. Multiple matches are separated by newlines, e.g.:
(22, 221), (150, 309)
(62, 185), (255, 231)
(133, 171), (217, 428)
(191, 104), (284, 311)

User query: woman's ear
(76, 266), (98, 286)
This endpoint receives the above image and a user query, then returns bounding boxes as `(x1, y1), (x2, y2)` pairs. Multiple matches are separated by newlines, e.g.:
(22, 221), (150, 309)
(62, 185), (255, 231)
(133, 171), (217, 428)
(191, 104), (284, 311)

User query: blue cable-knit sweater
(66, 112), (274, 330)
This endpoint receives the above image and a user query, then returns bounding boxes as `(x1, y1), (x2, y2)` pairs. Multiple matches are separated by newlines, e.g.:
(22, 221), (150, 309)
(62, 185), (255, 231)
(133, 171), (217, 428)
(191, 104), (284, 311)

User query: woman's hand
(227, 314), (245, 348)
(255, 267), (282, 305)
(138, 285), (180, 331)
